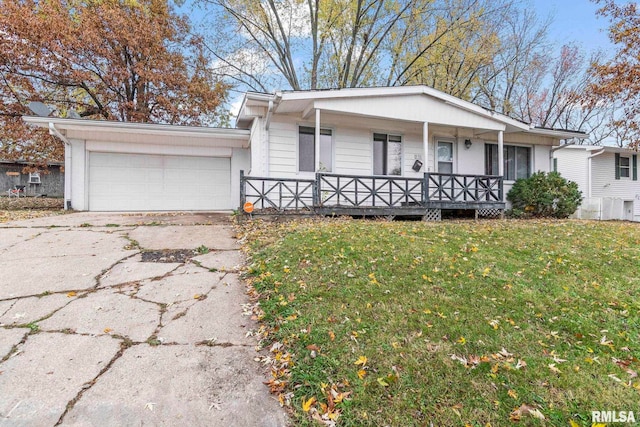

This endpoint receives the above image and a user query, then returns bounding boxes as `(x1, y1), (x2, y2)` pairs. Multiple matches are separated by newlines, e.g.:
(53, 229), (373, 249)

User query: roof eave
(23, 116), (251, 140)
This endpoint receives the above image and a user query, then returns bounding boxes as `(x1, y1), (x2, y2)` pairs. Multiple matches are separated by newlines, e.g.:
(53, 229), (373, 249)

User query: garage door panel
(89, 153), (231, 211)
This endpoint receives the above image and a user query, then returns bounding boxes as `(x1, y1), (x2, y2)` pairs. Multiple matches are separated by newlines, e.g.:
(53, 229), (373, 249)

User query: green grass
(240, 218), (640, 426)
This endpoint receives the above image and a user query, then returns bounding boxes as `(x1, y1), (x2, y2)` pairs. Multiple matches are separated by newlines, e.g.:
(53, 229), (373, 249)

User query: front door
(437, 141), (454, 174)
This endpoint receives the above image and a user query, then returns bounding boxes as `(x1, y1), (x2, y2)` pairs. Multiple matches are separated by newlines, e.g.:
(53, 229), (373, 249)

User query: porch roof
(237, 86), (588, 141)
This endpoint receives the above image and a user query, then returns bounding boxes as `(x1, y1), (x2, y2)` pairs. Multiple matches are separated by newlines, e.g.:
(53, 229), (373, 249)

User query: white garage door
(89, 152), (231, 211)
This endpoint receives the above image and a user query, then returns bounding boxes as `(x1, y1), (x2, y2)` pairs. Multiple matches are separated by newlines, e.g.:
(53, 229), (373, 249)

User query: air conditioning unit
(29, 172), (41, 184)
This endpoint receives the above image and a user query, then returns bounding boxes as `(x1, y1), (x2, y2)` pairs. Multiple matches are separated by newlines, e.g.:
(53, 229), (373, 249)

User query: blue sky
(530, 0), (613, 53)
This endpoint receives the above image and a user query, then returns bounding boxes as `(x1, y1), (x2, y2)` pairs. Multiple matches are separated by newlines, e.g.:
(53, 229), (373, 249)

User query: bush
(506, 171), (582, 218)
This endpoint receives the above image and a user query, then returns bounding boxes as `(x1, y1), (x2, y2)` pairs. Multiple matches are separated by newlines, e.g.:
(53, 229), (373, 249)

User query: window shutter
(633, 154), (638, 181)
(553, 158), (558, 172)
(615, 153), (621, 180)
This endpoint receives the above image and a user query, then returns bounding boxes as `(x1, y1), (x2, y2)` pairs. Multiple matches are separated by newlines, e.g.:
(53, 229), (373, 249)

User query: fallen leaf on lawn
(302, 396), (316, 412)
(510, 403), (545, 421)
(548, 363), (561, 374)
(608, 374), (622, 382)
(377, 377), (389, 387)
(451, 403), (463, 417)
(569, 420), (580, 427)
(328, 331), (335, 341)
(457, 336), (466, 345)
(354, 355), (367, 366)
(507, 389), (518, 400)
(357, 369), (367, 379)
(515, 359), (527, 370)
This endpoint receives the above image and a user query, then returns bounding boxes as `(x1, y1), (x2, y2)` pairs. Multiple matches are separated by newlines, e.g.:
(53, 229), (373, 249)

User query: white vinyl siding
(553, 149), (588, 191)
(592, 153), (640, 199)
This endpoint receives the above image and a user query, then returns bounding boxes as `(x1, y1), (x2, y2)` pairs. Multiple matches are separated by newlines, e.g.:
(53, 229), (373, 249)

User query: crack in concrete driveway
(0, 212), (287, 427)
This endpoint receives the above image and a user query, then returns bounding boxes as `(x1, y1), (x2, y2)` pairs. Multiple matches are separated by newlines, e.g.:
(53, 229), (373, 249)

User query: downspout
(264, 94), (282, 176)
(48, 123), (72, 210)
(265, 93), (282, 131)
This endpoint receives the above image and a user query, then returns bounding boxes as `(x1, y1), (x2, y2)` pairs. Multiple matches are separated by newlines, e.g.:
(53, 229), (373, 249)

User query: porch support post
(315, 109), (321, 172)
(423, 122), (429, 172)
(497, 130), (504, 177)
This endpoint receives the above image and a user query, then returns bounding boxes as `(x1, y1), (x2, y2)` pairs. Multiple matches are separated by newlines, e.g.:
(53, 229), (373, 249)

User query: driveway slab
(39, 290), (160, 342)
(193, 250), (246, 272)
(128, 225), (238, 250)
(0, 333), (121, 427)
(0, 328), (26, 359)
(135, 270), (223, 305)
(99, 257), (181, 288)
(0, 293), (71, 326)
(160, 274), (252, 345)
(61, 345), (287, 427)
(0, 213), (287, 426)
(0, 229), (135, 296)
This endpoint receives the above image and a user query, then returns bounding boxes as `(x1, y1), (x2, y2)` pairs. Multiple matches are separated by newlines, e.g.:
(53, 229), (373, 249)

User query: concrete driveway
(0, 212), (287, 426)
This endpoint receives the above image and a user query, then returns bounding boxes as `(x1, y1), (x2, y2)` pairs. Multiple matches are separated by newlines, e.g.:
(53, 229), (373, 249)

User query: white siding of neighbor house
(590, 153), (639, 199)
(591, 153), (640, 221)
(554, 147), (640, 221)
(553, 148), (589, 192)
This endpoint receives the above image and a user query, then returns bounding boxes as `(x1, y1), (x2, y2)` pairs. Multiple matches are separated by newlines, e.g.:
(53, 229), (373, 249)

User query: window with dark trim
(615, 153), (638, 180)
(373, 133), (402, 175)
(298, 126), (333, 172)
(485, 144), (531, 180)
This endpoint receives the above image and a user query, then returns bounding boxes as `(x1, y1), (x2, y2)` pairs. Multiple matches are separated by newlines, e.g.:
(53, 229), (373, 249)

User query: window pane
(438, 162), (453, 174)
(485, 144), (498, 175)
(504, 146), (516, 180)
(299, 127), (332, 172)
(373, 133), (402, 175)
(388, 139), (402, 175)
(620, 157), (630, 178)
(515, 146), (531, 179)
(437, 142), (453, 162)
(319, 132), (333, 172)
(298, 127), (315, 172)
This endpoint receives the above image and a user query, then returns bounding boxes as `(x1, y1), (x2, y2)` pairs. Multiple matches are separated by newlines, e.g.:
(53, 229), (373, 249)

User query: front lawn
(239, 219), (640, 426)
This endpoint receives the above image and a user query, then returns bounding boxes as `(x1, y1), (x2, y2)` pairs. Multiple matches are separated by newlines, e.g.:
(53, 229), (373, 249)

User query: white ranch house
(24, 86), (586, 217)
(554, 145), (639, 222)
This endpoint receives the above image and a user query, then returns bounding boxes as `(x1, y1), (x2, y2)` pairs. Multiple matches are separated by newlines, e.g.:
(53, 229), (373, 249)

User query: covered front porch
(240, 170), (504, 220)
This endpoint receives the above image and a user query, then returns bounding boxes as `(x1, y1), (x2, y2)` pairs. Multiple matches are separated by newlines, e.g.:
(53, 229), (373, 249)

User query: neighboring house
(1, 160), (64, 197)
(23, 86), (586, 215)
(554, 145), (639, 222)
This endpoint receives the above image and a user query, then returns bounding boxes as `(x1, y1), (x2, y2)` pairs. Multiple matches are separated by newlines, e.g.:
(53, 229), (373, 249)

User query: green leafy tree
(0, 0), (229, 166)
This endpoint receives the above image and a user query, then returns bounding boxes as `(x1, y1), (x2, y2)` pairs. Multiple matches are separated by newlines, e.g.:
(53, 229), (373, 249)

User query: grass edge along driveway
(239, 218), (639, 427)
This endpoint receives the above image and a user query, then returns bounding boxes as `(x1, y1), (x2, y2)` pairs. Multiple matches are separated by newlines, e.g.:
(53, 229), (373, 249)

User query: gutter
(48, 123), (72, 210)
(265, 93), (282, 131)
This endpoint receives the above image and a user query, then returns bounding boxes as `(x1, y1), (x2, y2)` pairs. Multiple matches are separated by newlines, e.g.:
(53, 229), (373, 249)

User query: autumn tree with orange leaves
(0, 0), (228, 166)
(589, 0), (640, 149)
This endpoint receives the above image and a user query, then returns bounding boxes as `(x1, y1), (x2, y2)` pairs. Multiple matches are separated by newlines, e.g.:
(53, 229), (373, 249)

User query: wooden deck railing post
(423, 173), (430, 203)
(239, 170), (246, 211)
(314, 172), (321, 207)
